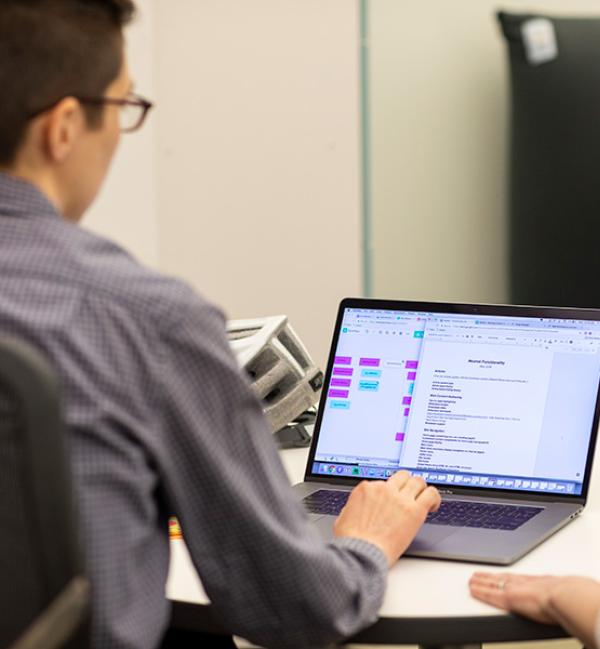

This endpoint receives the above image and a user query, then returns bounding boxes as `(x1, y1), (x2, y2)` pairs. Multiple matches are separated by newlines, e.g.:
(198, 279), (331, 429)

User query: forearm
(546, 579), (600, 649)
(219, 536), (388, 649)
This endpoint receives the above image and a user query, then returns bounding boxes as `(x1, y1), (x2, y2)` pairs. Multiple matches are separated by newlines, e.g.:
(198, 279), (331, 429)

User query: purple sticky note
(404, 408), (410, 417)
(359, 358), (381, 367)
(405, 360), (419, 370)
(402, 396), (412, 405)
(329, 389), (349, 399)
(395, 432), (406, 442)
(407, 371), (417, 381)
(330, 378), (351, 388)
(334, 356), (352, 365)
(333, 367), (353, 376)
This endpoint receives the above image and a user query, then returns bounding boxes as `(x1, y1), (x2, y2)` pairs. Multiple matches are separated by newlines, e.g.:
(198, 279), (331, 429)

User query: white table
(167, 446), (600, 647)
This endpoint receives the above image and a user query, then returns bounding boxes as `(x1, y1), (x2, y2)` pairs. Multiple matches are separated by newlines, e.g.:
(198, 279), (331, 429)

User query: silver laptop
(293, 298), (600, 564)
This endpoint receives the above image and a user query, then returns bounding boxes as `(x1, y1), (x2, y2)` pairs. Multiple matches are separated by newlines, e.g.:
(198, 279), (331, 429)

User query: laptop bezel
(304, 297), (600, 505)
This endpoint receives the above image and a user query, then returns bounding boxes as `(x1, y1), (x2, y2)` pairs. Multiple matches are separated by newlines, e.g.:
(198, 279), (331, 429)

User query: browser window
(312, 309), (600, 496)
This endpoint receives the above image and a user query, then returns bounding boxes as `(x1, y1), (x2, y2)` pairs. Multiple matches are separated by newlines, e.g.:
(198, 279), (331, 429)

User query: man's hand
(333, 470), (441, 566)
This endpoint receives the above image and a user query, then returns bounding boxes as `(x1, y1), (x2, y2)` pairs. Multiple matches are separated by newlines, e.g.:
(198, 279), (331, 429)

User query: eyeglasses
(77, 93), (154, 133)
(29, 93), (154, 133)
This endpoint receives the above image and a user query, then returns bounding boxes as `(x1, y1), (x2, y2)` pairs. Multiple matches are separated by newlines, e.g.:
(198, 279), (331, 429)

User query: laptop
(293, 298), (600, 564)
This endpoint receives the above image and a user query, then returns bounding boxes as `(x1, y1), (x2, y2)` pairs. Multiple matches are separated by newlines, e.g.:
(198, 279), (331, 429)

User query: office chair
(0, 337), (89, 649)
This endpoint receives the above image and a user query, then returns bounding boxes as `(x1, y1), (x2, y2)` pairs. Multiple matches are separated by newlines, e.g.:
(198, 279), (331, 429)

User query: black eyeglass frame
(28, 93), (154, 133)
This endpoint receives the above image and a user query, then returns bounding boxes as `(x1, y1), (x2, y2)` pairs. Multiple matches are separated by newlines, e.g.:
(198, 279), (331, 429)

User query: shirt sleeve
(153, 296), (388, 649)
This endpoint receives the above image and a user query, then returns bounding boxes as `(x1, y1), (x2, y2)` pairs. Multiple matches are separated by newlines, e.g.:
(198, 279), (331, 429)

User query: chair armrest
(9, 576), (90, 649)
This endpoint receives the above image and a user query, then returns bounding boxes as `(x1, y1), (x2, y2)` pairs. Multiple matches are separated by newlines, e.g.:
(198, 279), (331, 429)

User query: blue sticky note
(358, 381), (379, 392)
(330, 400), (350, 410)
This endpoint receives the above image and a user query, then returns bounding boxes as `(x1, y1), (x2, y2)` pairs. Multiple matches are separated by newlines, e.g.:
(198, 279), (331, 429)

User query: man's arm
(469, 572), (600, 649)
(153, 294), (439, 649)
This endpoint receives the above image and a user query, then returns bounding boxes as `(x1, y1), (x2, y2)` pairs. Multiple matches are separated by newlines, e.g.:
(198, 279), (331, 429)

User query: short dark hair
(0, 0), (136, 165)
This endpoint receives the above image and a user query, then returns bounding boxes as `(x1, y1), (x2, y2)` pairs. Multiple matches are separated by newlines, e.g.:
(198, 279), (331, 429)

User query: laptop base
(294, 481), (582, 565)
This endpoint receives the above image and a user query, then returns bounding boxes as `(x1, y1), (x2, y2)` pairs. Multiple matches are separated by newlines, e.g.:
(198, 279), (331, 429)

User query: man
(0, 1), (441, 648)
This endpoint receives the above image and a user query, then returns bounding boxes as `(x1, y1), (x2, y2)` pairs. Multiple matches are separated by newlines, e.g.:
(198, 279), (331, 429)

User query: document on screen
(400, 340), (553, 476)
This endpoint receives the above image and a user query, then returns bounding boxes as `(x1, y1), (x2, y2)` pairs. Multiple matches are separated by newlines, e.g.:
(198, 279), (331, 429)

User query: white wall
(81, 0), (600, 361)
(368, 0), (600, 305)
(154, 0), (363, 366)
(82, 0), (362, 364)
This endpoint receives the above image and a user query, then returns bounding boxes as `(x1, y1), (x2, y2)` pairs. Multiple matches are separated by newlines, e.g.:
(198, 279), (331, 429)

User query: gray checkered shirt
(0, 173), (388, 649)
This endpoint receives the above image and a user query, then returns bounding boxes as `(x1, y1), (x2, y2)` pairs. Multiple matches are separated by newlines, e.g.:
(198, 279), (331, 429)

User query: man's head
(0, 0), (138, 220)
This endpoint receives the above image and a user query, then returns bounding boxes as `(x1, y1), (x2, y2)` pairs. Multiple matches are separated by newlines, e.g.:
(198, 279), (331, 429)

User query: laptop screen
(310, 304), (600, 497)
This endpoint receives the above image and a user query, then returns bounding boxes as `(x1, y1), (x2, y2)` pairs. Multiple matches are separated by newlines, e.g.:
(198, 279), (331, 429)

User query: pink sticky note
(329, 389), (349, 399)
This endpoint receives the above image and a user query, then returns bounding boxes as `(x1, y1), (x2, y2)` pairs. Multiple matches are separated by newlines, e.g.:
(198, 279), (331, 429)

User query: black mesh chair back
(0, 337), (88, 649)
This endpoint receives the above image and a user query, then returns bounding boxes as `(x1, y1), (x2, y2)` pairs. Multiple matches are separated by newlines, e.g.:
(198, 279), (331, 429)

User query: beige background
(83, 0), (600, 369)
(83, 0), (363, 368)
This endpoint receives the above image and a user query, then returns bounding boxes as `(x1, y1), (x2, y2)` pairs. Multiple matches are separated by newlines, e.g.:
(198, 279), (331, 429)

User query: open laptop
(293, 298), (600, 564)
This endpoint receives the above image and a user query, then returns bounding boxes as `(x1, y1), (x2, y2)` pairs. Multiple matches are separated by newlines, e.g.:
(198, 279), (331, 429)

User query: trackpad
(313, 517), (457, 549)
(407, 524), (457, 551)
(314, 515), (336, 539)
(308, 513), (325, 523)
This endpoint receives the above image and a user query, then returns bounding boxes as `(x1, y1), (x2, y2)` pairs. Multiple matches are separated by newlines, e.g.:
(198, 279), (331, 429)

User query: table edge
(170, 600), (569, 645)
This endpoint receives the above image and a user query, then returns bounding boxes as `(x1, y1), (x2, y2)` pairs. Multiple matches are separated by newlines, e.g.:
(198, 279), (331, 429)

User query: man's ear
(43, 97), (84, 163)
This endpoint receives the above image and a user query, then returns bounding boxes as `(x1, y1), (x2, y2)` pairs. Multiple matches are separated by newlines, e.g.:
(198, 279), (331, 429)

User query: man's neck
(0, 165), (66, 218)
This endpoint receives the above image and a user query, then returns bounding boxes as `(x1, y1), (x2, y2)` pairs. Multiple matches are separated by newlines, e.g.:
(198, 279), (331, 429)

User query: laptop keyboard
(302, 490), (543, 530)
(426, 500), (543, 530)
(303, 490), (351, 515)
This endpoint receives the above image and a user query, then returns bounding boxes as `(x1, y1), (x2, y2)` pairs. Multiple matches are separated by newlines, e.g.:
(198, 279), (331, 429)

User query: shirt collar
(0, 172), (62, 221)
